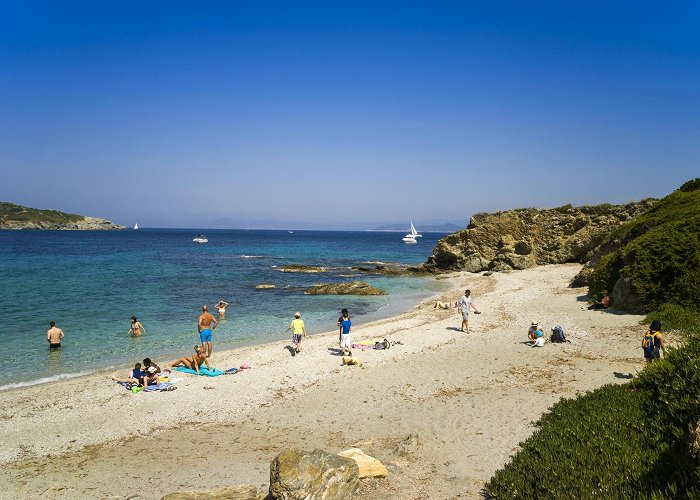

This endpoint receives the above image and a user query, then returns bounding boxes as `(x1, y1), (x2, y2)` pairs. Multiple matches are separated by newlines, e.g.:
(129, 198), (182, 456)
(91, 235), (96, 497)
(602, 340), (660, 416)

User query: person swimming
(129, 316), (146, 336)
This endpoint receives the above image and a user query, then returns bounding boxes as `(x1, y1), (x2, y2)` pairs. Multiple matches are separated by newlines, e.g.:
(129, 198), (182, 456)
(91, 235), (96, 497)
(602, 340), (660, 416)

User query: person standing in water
(128, 316), (146, 336)
(215, 300), (229, 318)
(47, 321), (64, 350)
(198, 305), (218, 358)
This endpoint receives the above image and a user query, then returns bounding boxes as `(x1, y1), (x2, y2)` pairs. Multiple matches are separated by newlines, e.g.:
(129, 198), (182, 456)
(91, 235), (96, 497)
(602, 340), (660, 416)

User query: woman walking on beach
(128, 316), (146, 336)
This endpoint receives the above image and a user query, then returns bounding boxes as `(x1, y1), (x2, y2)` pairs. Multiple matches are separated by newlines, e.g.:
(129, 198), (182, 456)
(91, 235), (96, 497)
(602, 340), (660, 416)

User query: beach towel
(175, 366), (225, 377)
(351, 343), (373, 350)
(144, 382), (176, 392)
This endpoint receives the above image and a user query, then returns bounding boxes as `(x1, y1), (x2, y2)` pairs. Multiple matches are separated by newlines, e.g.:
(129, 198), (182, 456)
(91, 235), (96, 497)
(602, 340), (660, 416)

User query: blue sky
(1, 1), (698, 229)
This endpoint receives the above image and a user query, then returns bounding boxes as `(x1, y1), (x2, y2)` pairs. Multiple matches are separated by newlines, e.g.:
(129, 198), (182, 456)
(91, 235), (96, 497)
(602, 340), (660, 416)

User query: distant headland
(0, 202), (125, 230)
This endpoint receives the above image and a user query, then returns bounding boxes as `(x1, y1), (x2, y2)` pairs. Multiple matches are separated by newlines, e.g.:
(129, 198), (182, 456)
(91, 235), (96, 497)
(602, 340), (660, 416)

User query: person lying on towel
(168, 345), (213, 375)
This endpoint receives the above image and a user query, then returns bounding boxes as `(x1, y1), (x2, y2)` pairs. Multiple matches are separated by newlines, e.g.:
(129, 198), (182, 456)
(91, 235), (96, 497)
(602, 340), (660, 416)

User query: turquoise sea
(0, 229), (448, 389)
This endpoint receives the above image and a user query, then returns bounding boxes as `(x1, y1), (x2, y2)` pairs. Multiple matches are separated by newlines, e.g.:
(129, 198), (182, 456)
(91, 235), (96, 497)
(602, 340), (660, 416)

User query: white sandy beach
(0, 264), (651, 499)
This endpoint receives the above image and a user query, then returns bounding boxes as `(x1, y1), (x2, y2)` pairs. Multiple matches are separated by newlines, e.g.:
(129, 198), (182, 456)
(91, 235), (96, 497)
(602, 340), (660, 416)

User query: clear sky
(1, 1), (698, 229)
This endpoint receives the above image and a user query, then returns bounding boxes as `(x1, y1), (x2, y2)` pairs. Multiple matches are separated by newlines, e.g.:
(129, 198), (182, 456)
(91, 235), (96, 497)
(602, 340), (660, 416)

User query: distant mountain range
(369, 223), (463, 232)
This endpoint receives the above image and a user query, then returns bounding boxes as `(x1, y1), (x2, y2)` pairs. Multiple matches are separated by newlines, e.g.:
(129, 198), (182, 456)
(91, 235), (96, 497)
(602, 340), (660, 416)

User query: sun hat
(531, 321), (538, 326)
(147, 366), (157, 374)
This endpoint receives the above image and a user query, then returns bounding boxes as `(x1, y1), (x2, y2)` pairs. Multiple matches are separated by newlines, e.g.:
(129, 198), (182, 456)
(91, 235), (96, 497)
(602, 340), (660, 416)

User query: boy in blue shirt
(339, 311), (352, 357)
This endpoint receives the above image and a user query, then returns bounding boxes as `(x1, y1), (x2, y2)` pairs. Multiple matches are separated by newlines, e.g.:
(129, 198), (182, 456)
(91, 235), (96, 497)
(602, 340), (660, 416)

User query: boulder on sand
(161, 484), (258, 500)
(338, 448), (388, 478)
(269, 448), (359, 499)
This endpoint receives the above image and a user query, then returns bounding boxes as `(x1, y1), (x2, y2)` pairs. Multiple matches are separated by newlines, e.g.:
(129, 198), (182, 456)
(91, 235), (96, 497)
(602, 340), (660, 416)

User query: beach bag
(374, 339), (391, 350)
(550, 325), (566, 343)
(642, 331), (657, 355)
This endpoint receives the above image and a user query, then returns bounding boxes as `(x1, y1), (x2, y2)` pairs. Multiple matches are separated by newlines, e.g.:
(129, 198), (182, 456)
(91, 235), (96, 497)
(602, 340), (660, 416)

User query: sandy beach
(0, 264), (649, 499)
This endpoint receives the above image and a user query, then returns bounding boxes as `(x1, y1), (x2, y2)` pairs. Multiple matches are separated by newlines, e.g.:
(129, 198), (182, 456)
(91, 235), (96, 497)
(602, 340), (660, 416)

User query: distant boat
(402, 222), (421, 244)
(133, 223), (138, 230)
(193, 234), (208, 243)
(288, 230), (293, 234)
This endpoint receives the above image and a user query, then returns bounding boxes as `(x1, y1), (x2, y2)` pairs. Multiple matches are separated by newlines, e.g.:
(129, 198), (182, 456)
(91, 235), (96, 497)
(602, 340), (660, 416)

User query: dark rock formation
(305, 281), (388, 296)
(269, 448), (359, 499)
(422, 201), (655, 274)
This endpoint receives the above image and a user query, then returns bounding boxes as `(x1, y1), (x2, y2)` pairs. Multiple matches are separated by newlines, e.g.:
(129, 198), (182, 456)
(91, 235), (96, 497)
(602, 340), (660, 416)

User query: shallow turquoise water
(0, 229), (447, 388)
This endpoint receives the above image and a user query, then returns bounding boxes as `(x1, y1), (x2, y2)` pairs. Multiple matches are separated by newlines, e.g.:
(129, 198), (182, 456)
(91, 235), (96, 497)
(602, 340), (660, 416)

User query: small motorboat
(192, 234), (208, 243)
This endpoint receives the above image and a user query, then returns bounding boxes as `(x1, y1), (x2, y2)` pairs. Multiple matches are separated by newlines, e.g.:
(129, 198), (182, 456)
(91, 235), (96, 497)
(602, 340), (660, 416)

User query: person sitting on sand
(587, 290), (611, 310)
(142, 357), (161, 375)
(128, 316), (146, 336)
(142, 365), (160, 387)
(434, 301), (457, 309)
(215, 300), (229, 318)
(528, 322), (545, 346)
(111, 363), (145, 385)
(169, 345), (212, 374)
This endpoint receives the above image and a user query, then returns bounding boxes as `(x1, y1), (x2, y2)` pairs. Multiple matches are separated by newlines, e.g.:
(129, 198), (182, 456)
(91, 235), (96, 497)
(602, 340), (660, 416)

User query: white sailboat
(402, 222), (421, 244)
(133, 223), (138, 230)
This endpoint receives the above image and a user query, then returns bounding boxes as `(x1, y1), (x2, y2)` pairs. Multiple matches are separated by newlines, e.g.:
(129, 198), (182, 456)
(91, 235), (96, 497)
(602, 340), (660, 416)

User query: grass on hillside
(0, 202), (84, 224)
(589, 179), (700, 312)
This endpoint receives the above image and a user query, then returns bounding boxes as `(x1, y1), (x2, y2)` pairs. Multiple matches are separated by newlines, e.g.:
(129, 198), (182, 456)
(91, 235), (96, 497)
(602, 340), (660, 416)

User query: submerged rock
(305, 281), (388, 296)
(269, 448), (359, 499)
(276, 265), (328, 273)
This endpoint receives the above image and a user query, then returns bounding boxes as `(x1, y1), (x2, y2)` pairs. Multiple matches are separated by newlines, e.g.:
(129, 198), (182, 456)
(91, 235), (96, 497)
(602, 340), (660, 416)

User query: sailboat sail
(134, 223), (138, 230)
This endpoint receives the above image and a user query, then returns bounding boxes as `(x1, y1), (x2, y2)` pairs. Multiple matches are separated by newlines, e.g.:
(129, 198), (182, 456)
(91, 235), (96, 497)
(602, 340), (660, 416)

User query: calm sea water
(0, 229), (448, 389)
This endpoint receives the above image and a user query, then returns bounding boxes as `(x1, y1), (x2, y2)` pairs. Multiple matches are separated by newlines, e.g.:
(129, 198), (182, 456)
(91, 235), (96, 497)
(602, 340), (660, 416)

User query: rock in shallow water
(305, 281), (387, 296)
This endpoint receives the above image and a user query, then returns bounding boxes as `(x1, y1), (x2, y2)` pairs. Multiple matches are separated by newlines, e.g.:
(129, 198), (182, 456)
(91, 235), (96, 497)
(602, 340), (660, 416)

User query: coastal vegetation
(588, 179), (700, 312)
(485, 180), (700, 498)
(0, 201), (83, 224)
(0, 201), (124, 230)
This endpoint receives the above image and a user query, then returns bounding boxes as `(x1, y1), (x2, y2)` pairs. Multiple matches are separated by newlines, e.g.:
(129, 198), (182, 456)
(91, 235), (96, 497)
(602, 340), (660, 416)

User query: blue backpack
(550, 325), (567, 343)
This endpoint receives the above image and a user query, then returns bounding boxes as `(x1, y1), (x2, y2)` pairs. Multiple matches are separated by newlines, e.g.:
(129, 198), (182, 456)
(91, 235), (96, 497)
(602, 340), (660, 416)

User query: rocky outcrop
(276, 265), (328, 273)
(269, 448), (359, 499)
(422, 201), (655, 273)
(338, 448), (388, 478)
(162, 485), (258, 500)
(305, 281), (388, 296)
(0, 202), (125, 230)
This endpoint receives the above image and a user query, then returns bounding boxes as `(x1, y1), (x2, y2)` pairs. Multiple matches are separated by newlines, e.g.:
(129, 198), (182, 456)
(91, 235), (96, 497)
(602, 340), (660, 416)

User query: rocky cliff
(0, 202), (125, 230)
(422, 201), (656, 273)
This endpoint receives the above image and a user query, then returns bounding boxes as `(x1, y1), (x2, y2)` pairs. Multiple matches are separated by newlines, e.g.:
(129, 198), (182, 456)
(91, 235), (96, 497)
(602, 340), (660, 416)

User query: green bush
(588, 180), (700, 312)
(590, 250), (624, 297)
(484, 385), (662, 498)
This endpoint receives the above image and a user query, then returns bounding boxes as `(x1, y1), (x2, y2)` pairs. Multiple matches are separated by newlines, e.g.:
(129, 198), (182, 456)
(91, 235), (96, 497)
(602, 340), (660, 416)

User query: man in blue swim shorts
(198, 305), (218, 358)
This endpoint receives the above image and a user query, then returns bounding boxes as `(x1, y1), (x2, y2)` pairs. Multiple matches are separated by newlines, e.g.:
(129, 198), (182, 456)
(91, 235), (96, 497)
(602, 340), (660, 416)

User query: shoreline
(1, 264), (648, 499)
(0, 277), (445, 393)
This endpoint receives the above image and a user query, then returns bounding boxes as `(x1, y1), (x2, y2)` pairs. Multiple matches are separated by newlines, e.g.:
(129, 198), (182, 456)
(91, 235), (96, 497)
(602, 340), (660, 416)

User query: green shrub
(588, 180), (700, 312)
(589, 250), (624, 297)
(484, 385), (662, 498)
